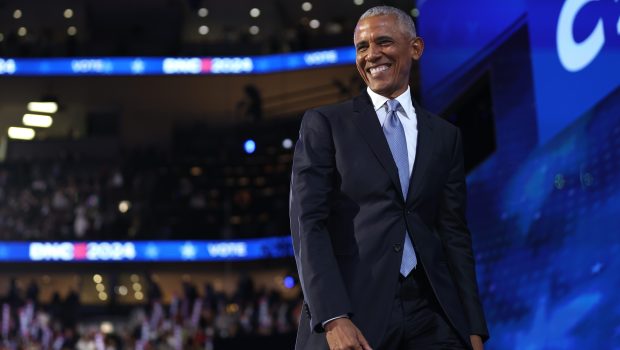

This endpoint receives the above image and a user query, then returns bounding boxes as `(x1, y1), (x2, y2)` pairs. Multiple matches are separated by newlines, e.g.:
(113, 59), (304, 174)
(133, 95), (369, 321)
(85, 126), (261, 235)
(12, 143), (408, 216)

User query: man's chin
(369, 84), (391, 97)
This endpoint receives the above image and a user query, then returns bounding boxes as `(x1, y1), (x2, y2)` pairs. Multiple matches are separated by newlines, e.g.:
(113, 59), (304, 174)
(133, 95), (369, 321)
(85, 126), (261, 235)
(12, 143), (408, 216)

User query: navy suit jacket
(289, 91), (489, 349)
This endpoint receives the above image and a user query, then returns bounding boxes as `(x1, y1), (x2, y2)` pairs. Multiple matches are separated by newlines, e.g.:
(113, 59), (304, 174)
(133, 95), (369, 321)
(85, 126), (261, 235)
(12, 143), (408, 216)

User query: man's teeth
(369, 65), (389, 74)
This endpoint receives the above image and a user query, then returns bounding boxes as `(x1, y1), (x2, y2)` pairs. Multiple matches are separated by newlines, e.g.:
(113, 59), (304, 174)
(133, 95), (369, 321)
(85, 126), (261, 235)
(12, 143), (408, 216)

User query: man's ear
(411, 36), (424, 60)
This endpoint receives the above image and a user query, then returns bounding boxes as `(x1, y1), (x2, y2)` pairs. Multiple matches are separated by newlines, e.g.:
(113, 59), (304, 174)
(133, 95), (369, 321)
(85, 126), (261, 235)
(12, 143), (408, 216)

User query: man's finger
(356, 330), (372, 350)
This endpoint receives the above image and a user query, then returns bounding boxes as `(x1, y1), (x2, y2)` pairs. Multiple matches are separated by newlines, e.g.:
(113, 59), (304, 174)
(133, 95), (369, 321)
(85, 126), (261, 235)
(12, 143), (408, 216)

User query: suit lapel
(352, 92), (405, 201)
(406, 98), (435, 206)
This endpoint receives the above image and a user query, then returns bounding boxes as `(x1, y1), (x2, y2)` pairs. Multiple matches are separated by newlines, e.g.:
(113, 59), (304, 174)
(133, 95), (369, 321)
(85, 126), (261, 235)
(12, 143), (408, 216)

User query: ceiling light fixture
(27, 102), (58, 114)
(250, 8), (261, 18)
(8, 127), (35, 140)
(23, 114), (53, 128)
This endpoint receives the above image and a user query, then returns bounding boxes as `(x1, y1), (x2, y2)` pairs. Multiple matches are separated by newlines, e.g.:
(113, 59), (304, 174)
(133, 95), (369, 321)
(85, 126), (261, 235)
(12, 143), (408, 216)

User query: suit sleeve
(436, 128), (490, 341)
(289, 109), (352, 333)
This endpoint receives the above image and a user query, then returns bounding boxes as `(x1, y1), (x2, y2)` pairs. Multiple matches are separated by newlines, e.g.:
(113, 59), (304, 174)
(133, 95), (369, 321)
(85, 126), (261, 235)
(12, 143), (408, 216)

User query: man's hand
(470, 335), (484, 350)
(324, 318), (372, 350)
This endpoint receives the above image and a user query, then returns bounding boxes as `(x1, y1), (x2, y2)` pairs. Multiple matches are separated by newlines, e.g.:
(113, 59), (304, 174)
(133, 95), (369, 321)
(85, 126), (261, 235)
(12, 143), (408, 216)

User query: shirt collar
(367, 86), (412, 118)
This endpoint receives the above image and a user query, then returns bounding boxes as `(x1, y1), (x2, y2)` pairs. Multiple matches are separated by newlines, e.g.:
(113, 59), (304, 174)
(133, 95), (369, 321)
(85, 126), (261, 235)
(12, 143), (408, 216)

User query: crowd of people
(0, 125), (293, 242)
(0, 276), (301, 349)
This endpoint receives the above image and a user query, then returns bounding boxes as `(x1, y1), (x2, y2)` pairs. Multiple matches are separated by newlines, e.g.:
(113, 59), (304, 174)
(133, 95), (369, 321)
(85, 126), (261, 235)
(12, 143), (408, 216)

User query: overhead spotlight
(8, 127), (35, 140)
(302, 2), (312, 11)
(67, 26), (77, 36)
(244, 139), (256, 154)
(0, 33), (4, 42)
(411, 8), (420, 17)
(354, 0), (364, 5)
(309, 19), (320, 29)
(249, 8), (261, 18)
(64, 8), (74, 19)
(17, 27), (27, 37)
(13, 9), (22, 19)
(249, 25), (260, 35)
(22, 114), (53, 128)
(198, 25), (209, 35)
(118, 200), (131, 213)
(117, 285), (128, 296)
(198, 7), (209, 17)
(282, 138), (293, 149)
(28, 102), (58, 114)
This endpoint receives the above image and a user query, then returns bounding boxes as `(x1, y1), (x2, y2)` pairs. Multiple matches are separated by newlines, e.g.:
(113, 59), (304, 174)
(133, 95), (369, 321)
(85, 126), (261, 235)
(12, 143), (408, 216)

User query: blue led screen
(419, 0), (620, 145)
(467, 88), (620, 349)
(420, 0), (620, 348)
(0, 237), (293, 263)
(526, 0), (620, 144)
(0, 47), (355, 76)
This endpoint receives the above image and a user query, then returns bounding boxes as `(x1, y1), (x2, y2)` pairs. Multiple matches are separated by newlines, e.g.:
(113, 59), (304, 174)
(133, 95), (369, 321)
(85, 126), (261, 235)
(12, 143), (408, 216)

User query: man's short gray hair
(357, 6), (417, 38)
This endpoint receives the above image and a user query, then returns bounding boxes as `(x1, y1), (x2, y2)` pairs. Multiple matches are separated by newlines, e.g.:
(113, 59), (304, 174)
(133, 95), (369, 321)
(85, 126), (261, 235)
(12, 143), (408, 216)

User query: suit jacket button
(393, 243), (402, 252)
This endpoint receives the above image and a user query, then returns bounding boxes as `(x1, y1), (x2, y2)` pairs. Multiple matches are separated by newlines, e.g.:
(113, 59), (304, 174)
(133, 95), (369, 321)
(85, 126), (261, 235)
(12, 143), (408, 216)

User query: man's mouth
(367, 64), (391, 77)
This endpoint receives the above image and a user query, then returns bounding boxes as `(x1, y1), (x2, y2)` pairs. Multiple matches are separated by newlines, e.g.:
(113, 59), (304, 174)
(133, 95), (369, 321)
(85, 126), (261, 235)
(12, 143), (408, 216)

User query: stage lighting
(282, 138), (293, 149)
(116, 285), (128, 296)
(198, 25), (209, 35)
(309, 19), (320, 29)
(283, 275), (296, 289)
(23, 114), (53, 128)
(118, 200), (131, 213)
(27, 102), (58, 114)
(244, 139), (256, 154)
(8, 127), (35, 140)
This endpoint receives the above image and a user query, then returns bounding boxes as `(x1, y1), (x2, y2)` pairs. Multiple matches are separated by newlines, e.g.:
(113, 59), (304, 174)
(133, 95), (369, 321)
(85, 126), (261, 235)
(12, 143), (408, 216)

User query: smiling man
(290, 6), (489, 350)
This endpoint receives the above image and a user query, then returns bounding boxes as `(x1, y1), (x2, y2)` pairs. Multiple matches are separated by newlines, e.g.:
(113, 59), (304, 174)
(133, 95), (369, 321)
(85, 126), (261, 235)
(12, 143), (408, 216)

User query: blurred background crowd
(0, 275), (301, 350)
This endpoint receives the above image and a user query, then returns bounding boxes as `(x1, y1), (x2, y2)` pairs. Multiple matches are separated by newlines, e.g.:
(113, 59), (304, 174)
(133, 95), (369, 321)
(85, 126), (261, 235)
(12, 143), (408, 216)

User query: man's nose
(366, 44), (381, 61)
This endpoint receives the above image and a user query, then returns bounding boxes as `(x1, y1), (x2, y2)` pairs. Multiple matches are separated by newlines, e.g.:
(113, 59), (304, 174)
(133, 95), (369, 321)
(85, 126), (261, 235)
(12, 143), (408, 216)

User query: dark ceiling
(0, 0), (417, 57)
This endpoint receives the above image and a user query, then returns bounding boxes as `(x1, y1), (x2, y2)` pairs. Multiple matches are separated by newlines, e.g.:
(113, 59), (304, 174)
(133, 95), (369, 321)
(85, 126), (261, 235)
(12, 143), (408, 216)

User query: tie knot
(387, 99), (400, 113)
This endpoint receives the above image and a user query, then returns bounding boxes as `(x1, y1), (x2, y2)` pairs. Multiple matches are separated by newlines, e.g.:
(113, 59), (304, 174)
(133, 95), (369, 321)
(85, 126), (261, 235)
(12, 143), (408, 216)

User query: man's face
(354, 15), (423, 99)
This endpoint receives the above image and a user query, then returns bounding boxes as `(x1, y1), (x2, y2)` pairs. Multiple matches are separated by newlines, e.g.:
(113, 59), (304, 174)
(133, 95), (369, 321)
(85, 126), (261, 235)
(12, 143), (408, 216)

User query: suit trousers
(378, 266), (469, 350)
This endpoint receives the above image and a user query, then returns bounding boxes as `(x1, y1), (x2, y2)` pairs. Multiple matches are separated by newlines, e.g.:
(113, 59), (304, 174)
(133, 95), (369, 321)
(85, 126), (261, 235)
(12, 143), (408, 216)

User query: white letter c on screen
(557, 0), (605, 72)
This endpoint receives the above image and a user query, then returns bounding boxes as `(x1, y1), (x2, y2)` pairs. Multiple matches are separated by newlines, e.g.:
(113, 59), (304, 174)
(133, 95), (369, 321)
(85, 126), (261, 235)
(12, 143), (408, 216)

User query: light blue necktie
(383, 99), (417, 277)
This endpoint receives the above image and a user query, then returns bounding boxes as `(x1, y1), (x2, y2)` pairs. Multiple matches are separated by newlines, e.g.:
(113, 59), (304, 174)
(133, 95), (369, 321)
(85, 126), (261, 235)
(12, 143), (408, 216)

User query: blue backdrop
(419, 0), (620, 348)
